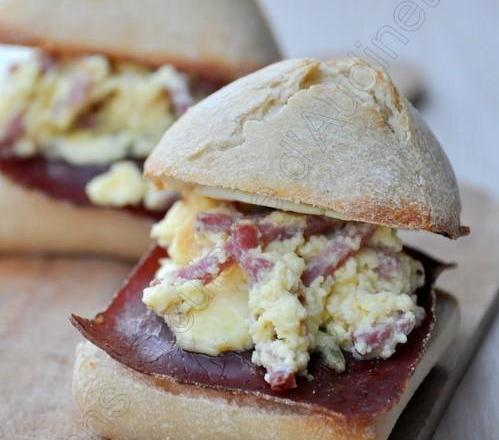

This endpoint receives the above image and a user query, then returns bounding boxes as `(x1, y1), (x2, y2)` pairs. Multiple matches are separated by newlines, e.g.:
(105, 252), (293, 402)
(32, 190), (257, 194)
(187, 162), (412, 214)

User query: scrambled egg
(85, 161), (174, 210)
(0, 54), (187, 163)
(0, 53), (193, 209)
(143, 196), (425, 381)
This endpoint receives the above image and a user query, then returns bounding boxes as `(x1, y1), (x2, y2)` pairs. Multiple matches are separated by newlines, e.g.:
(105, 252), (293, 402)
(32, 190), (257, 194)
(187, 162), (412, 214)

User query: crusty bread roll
(71, 58), (465, 439)
(72, 292), (459, 440)
(145, 57), (468, 239)
(0, 173), (151, 260)
(0, 0), (280, 81)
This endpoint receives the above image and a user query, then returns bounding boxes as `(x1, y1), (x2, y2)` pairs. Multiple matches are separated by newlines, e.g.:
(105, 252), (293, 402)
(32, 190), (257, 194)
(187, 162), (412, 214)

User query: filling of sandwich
(0, 53), (216, 212)
(142, 195), (425, 391)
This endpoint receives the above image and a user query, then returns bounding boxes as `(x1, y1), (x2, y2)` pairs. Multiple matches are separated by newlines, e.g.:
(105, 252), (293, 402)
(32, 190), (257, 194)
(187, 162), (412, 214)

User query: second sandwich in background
(0, 0), (279, 259)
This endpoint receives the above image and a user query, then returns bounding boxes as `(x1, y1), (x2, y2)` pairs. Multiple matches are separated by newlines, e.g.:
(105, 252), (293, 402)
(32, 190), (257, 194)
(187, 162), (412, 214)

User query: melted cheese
(143, 196), (425, 378)
(144, 265), (252, 356)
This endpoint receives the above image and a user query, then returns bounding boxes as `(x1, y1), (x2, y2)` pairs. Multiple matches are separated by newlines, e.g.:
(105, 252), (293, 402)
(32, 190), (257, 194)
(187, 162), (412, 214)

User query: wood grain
(0, 183), (497, 439)
(0, 257), (131, 439)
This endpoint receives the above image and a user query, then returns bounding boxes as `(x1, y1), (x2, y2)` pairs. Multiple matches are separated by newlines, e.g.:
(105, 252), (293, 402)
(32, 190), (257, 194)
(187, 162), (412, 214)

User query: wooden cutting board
(1, 183), (498, 440)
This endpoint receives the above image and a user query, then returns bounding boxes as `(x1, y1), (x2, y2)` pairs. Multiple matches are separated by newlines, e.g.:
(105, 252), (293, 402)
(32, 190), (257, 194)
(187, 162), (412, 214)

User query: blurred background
(259, 0), (499, 197)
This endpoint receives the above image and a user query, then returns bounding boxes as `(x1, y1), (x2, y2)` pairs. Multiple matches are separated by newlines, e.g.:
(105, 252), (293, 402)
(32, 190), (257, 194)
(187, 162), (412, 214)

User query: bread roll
(146, 57), (467, 238)
(72, 292), (459, 440)
(0, 173), (151, 260)
(0, 0), (280, 80)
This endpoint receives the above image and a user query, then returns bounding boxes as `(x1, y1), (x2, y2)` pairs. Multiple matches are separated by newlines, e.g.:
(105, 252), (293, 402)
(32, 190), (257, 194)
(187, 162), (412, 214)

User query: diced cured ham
(258, 216), (341, 245)
(177, 246), (233, 285)
(196, 211), (343, 248)
(195, 212), (236, 234)
(303, 216), (342, 238)
(0, 113), (24, 149)
(265, 369), (297, 392)
(230, 223), (260, 254)
(258, 222), (301, 246)
(68, 74), (92, 107)
(376, 251), (402, 279)
(352, 313), (417, 359)
(302, 223), (375, 286)
(191, 210), (353, 287)
(170, 219), (275, 286)
(52, 73), (92, 118)
(175, 222), (270, 285)
(238, 255), (273, 284)
(228, 222), (273, 283)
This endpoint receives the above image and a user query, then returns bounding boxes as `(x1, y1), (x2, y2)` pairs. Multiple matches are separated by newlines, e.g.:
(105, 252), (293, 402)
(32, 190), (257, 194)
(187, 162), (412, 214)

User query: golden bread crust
(146, 58), (468, 238)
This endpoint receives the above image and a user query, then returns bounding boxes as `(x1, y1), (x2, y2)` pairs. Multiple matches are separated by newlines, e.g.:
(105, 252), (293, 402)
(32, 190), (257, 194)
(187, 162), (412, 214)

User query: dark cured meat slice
(0, 156), (169, 220)
(71, 245), (448, 417)
(0, 156), (107, 205)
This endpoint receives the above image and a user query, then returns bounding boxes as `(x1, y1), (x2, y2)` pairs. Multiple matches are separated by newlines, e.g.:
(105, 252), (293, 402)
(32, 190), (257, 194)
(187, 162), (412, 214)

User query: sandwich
(0, 0), (279, 259)
(71, 57), (468, 439)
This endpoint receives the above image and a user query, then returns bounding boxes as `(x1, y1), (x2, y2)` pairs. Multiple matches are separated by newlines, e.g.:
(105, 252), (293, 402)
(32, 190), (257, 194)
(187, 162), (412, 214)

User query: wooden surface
(0, 184), (498, 439)
(392, 183), (499, 440)
(0, 257), (129, 440)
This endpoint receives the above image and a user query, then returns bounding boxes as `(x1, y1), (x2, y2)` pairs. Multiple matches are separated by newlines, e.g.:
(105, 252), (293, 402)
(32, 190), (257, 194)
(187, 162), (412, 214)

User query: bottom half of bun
(0, 173), (152, 260)
(72, 291), (459, 440)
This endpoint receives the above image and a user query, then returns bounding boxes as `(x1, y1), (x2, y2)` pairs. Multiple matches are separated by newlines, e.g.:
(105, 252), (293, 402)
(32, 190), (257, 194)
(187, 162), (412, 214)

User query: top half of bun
(0, 0), (280, 81)
(145, 57), (469, 239)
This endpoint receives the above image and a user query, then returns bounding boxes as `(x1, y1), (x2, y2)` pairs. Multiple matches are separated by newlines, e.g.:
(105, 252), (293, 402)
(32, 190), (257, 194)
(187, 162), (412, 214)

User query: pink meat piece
(257, 215), (340, 246)
(303, 216), (343, 238)
(68, 74), (91, 107)
(257, 222), (300, 246)
(195, 212), (236, 234)
(196, 210), (342, 247)
(192, 209), (356, 286)
(0, 113), (24, 147)
(302, 223), (375, 287)
(354, 324), (393, 355)
(177, 247), (233, 285)
(265, 369), (297, 392)
(230, 222), (260, 254)
(376, 251), (402, 279)
(353, 314), (417, 359)
(176, 221), (272, 286)
(228, 222), (274, 283)
(52, 73), (91, 118)
(238, 255), (274, 284)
